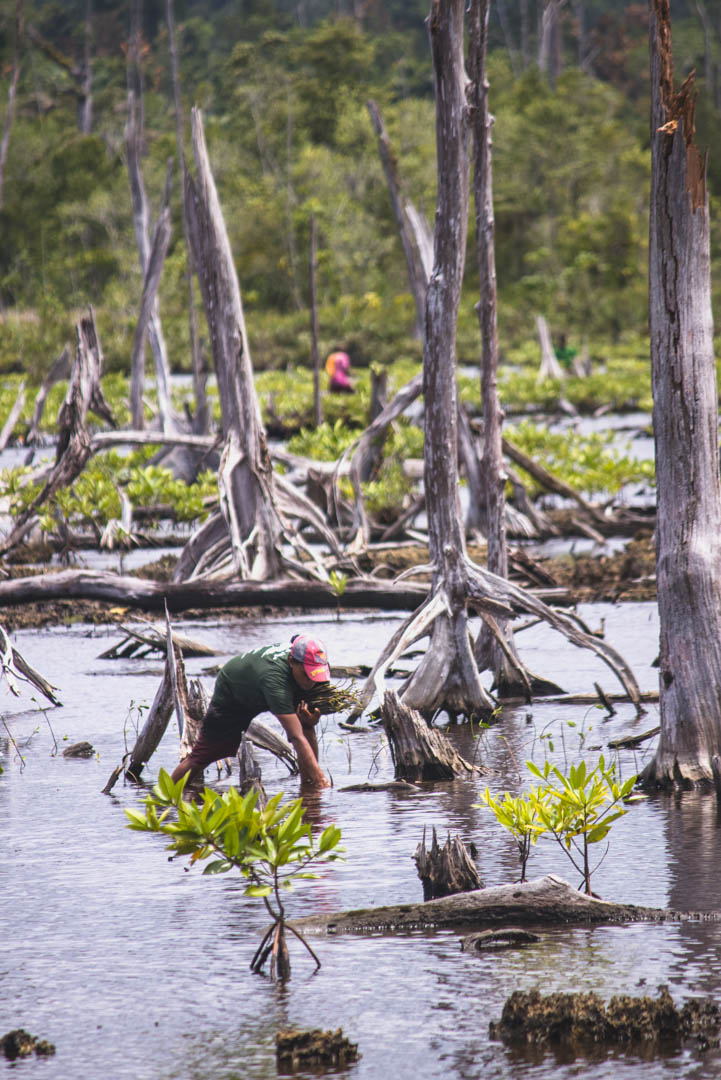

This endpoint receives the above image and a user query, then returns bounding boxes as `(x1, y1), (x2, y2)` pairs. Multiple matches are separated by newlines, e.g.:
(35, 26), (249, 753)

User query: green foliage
(480, 756), (637, 895)
(528, 756), (637, 895)
(476, 787), (545, 883)
(126, 769), (343, 979)
(1, 451), (217, 539)
(507, 420), (655, 498)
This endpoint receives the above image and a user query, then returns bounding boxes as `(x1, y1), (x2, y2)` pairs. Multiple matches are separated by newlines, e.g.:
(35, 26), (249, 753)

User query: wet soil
(0, 536), (657, 632)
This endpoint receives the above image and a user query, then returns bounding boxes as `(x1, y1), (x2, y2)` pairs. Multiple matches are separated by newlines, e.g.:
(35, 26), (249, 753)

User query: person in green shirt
(171, 634), (331, 790)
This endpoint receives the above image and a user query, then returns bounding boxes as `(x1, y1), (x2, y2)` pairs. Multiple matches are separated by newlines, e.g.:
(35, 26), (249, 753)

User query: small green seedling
(476, 788), (546, 882)
(527, 755), (637, 895)
(126, 769), (344, 980)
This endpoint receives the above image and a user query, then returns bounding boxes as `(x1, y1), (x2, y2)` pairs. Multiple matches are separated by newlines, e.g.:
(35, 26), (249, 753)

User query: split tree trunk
(414, 826), (483, 899)
(367, 99), (429, 340)
(382, 690), (483, 781)
(180, 107), (285, 581)
(641, 0), (721, 789)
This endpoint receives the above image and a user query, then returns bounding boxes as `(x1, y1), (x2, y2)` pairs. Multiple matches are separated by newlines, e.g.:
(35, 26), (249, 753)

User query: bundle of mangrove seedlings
(305, 682), (363, 716)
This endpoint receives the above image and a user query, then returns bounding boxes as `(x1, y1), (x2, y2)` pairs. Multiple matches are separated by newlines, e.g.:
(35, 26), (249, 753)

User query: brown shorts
(184, 729), (242, 769)
(184, 699), (248, 769)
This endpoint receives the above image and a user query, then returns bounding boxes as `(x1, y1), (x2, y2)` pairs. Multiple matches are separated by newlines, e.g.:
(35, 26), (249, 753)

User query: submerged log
(382, 690), (484, 781)
(414, 826), (483, 899)
(292, 874), (707, 935)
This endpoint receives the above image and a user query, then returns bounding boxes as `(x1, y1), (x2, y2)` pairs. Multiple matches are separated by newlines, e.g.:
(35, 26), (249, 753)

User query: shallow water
(2, 604), (721, 1080)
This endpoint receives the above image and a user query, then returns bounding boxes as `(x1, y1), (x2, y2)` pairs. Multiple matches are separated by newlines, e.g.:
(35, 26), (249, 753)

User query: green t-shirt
(209, 643), (297, 729)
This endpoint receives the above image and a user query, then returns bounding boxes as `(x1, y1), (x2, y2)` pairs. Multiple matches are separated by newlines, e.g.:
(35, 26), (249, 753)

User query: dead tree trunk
(0, 0), (23, 210)
(640, 0), (721, 790)
(126, 6), (175, 435)
(382, 690), (483, 781)
(470, 0), (535, 697)
(309, 211), (322, 428)
(367, 99), (429, 340)
(26, 345), (70, 444)
(0, 380), (25, 452)
(414, 826), (483, 899)
(0, 310), (115, 555)
(399, 0), (496, 719)
(167, 0), (207, 437)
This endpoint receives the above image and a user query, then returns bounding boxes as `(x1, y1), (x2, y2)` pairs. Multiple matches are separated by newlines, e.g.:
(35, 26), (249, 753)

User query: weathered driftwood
(0, 569), (429, 612)
(414, 826), (483, 900)
(461, 927), (540, 951)
(338, 779), (421, 793)
(97, 624), (216, 660)
(0, 624), (62, 706)
(535, 315), (563, 380)
(608, 726), (660, 749)
(292, 874), (698, 936)
(237, 732), (266, 805)
(382, 690), (484, 780)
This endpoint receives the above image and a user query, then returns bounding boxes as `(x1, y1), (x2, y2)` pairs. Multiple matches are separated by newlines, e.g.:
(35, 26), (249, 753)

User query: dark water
(2, 604), (721, 1080)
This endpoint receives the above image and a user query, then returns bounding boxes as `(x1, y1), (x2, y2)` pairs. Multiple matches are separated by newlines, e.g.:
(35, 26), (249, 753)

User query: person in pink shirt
(326, 350), (353, 393)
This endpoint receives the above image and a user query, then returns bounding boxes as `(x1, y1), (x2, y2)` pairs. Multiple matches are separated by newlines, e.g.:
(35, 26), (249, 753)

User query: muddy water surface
(2, 605), (720, 1080)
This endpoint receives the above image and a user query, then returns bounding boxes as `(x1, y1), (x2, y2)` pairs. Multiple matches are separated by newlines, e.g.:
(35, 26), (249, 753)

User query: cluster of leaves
(1, 449), (217, 538)
(126, 769), (343, 979)
(478, 756), (637, 894)
(507, 419), (655, 498)
(305, 681), (363, 716)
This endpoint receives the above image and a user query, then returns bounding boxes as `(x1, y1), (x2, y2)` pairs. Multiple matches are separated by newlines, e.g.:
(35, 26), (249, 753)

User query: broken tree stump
(414, 825), (483, 900)
(382, 689), (484, 781)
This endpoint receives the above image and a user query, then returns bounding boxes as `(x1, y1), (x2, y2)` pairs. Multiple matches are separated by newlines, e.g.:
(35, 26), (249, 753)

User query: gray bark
(414, 826), (483, 899)
(382, 689), (484, 781)
(641, 0), (721, 789)
(402, 0), (494, 719)
(26, 345), (71, 444)
(182, 107), (285, 580)
(309, 212), (322, 428)
(0, 380), (25, 452)
(367, 99), (429, 340)
(292, 874), (684, 935)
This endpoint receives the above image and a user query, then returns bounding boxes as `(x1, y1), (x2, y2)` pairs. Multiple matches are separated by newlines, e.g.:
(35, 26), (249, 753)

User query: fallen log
(0, 569), (429, 612)
(292, 874), (709, 935)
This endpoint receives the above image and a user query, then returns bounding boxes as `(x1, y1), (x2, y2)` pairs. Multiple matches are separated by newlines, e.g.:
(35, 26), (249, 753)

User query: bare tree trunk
(469, 0), (525, 695)
(167, 0), (207, 436)
(0, 0), (23, 210)
(536, 314), (563, 379)
(694, 0), (714, 101)
(180, 108), (286, 580)
(400, 0), (495, 720)
(414, 825), (483, 899)
(309, 212), (322, 428)
(641, 0), (721, 790)
(0, 310), (115, 555)
(78, 0), (92, 134)
(0, 380), (25, 452)
(539, 0), (566, 87)
(367, 99), (429, 340)
(126, 2), (174, 434)
(26, 345), (71, 444)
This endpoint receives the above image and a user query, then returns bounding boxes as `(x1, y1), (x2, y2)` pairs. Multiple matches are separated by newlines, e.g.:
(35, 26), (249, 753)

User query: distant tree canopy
(0, 0), (719, 375)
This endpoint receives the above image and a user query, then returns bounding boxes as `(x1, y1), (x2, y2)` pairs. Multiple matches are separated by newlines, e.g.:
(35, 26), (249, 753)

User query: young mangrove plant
(480, 756), (637, 895)
(476, 787), (546, 883)
(527, 756), (636, 895)
(305, 681), (363, 716)
(126, 769), (344, 980)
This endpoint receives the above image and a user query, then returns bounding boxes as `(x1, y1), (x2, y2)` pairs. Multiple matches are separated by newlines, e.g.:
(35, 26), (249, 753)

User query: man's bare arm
(275, 711), (329, 788)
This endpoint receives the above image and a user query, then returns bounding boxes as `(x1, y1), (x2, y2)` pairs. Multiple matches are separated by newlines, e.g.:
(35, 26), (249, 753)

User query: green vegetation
(478, 756), (637, 894)
(126, 769), (344, 980)
(1, 3), (719, 378)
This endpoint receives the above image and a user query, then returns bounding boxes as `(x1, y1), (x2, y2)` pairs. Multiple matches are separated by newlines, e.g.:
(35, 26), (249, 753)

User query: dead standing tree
(174, 107), (341, 582)
(640, 0), (721, 790)
(469, 0), (555, 697)
(0, 310), (115, 556)
(346, 0), (641, 723)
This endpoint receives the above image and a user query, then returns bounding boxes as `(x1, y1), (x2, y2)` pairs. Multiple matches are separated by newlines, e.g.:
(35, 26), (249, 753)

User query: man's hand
(296, 700), (321, 727)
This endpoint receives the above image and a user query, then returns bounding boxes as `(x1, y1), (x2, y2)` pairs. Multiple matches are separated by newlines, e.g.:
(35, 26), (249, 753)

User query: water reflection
(2, 607), (721, 1080)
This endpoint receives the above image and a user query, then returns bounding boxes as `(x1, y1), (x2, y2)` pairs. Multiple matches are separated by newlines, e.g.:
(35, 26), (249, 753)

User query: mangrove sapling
(527, 756), (637, 895)
(304, 682), (363, 716)
(476, 788), (546, 883)
(126, 769), (344, 980)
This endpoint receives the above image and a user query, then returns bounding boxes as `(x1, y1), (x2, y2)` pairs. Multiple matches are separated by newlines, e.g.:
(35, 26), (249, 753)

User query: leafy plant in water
(476, 787), (546, 882)
(126, 769), (344, 980)
(527, 755), (636, 895)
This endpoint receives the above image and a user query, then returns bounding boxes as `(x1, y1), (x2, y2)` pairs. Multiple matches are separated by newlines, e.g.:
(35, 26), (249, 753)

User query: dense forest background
(1, 0), (720, 382)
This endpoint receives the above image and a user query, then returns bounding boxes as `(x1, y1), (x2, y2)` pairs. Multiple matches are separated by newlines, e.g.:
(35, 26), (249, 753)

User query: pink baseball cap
(290, 634), (330, 682)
